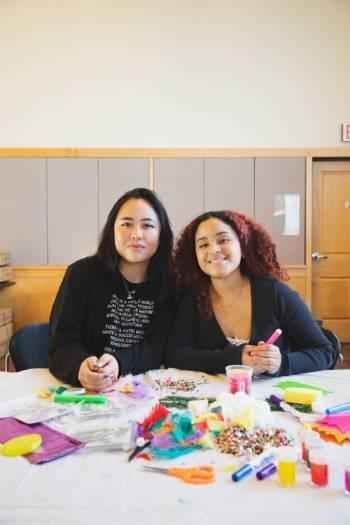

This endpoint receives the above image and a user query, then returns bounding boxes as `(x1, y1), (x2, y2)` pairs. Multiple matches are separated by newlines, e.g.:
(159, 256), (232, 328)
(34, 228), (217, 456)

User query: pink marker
(265, 328), (282, 345)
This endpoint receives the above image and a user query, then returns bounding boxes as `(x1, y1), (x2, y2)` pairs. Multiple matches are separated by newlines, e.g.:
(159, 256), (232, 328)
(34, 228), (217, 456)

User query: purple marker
(265, 328), (282, 345)
(269, 394), (305, 422)
(256, 462), (277, 480)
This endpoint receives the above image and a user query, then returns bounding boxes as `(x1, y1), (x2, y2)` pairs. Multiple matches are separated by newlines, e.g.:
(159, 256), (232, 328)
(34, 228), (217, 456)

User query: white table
(0, 369), (349, 525)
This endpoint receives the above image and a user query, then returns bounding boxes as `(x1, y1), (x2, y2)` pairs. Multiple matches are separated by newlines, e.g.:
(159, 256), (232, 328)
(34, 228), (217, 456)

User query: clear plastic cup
(309, 448), (328, 487)
(277, 446), (298, 486)
(345, 459), (350, 495)
(225, 365), (253, 394)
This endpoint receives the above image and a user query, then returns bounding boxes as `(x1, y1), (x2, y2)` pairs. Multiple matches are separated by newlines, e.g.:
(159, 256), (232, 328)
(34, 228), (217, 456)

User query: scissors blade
(142, 466), (168, 474)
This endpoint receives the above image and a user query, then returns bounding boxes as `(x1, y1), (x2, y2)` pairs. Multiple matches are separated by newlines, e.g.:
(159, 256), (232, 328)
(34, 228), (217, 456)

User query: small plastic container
(225, 365), (253, 394)
(309, 448), (328, 487)
(277, 446), (297, 486)
(300, 430), (319, 462)
(304, 435), (323, 470)
(345, 460), (350, 495)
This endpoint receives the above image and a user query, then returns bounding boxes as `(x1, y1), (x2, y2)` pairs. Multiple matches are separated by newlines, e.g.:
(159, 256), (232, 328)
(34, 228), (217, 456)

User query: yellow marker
(277, 446), (297, 486)
(2, 434), (42, 457)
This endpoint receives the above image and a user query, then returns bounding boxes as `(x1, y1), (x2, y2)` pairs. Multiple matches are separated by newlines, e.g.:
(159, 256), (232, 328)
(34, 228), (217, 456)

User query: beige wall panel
(154, 158), (204, 237)
(0, 158), (47, 265)
(98, 158), (149, 231)
(255, 158), (305, 265)
(47, 158), (98, 264)
(204, 158), (254, 216)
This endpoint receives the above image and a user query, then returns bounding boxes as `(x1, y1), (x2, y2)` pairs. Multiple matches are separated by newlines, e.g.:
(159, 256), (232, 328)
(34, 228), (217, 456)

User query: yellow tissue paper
(233, 406), (255, 430)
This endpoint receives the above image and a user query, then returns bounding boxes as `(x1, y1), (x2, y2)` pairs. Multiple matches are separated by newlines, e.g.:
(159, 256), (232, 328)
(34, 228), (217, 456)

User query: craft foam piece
(315, 414), (350, 434)
(274, 380), (330, 394)
(0, 417), (83, 464)
(284, 388), (323, 405)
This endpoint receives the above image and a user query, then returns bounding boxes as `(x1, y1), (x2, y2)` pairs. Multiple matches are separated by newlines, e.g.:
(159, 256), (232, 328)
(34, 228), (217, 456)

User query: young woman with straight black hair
(48, 188), (174, 391)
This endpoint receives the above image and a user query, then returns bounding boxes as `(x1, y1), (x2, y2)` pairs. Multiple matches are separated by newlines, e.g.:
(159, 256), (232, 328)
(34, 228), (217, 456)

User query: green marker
(53, 394), (107, 404)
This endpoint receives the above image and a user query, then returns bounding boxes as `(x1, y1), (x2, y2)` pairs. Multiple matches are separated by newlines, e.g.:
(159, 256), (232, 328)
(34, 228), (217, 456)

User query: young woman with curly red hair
(166, 210), (335, 376)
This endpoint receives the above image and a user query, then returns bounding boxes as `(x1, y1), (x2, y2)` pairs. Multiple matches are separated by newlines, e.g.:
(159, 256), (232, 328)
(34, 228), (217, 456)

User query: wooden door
(312, 161), (350, 342)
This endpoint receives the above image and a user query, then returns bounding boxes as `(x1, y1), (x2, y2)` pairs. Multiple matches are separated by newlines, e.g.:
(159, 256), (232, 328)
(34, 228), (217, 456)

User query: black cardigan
(166, 277), (335, 376)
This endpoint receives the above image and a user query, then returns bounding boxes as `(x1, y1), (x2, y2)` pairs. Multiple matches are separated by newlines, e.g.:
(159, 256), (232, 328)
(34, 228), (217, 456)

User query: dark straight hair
(97, 188), (174, 309)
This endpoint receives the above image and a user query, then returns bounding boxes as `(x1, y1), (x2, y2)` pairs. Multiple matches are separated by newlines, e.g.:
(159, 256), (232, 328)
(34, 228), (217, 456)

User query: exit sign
(342, 123), (350, 142)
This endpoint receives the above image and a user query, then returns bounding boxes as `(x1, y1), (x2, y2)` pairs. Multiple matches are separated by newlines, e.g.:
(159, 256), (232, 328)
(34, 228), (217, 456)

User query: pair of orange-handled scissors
(143, 465), (215, 484)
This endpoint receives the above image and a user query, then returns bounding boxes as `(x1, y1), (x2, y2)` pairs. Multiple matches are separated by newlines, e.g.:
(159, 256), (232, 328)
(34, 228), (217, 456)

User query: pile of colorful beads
(154, 376), (208, 394)
(215, 425), (294, 456)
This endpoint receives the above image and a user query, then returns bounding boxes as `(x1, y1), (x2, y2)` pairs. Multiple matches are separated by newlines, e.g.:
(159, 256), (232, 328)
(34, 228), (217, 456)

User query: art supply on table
(265, 328), (282, 345)
(231, 451), (275, 482)
(325, 402), (350, 415)
(300, 430), (320, 462)
(304, 435), (324, 469)
(53, 394), (107, 404)
(267, 398), (312, 414)
(0, 417), (83, 464)
(256, 462), (277, 481)
(0, 394), (73, 424)
(61, 387), (85, 396)
(187, 399), (208, 416)
(225, 365), (253, 394)
(159, 395), (215, 409)
(276, 446), (297, 486)
(311, 413), (350, 444)
(273, 380), (331, 395)
(344, 460), (350, 495)
(309, 448), (328, 487)
(143, 465), (215, 485)
(127, 441), (150, 462)
(269, 394), (307, 422)
(1, 433), (42, 457)
(283, 388), (323, 406)
(216, 425), (293, 457)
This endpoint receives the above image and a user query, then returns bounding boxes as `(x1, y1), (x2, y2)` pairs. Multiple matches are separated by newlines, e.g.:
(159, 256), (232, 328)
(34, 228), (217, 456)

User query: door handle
(312, 252), (328, 261)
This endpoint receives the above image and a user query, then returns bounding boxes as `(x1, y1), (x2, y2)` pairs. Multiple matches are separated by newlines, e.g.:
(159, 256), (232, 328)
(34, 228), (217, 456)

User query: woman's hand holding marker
(243, 329), (282, 375)
(78, 353), (119, 392)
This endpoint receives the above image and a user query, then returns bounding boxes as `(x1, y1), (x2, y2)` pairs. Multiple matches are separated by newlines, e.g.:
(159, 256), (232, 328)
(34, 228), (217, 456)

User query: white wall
(0, 0), (349, 148)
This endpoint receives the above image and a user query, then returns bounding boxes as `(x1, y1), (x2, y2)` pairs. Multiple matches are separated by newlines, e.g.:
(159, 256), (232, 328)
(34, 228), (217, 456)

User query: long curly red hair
(173, 210), (288, 317)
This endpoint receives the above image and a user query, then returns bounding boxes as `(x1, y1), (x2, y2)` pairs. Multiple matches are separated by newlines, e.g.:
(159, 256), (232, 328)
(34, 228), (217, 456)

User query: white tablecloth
(0, 369), (349, 525)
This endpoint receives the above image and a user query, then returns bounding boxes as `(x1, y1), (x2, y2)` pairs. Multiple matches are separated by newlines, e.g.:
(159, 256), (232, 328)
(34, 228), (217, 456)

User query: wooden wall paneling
(255, 157), (306, 265)
(47, 158), (99, 264)
(0, 267), (66, 329)
(98, 158), (149, 232)
(153, 158), (204, 237)
(0, 158), (47, 265)
(204, 158), (254, 216)
(286, 266), (307, 302)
